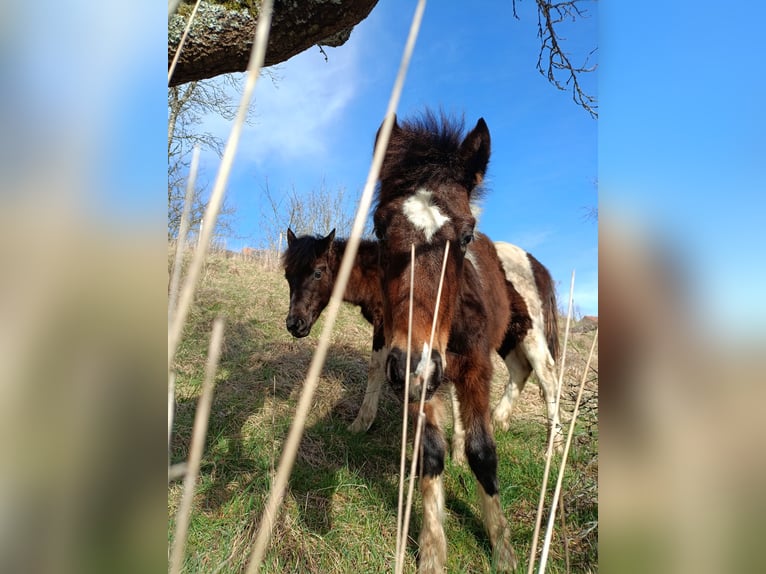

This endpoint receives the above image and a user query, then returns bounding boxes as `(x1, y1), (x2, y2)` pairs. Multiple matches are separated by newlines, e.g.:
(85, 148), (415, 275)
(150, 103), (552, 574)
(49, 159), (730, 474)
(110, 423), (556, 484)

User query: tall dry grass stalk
(396, 240), (450, 571)
(169, 318), (225, 574)
(168, 145), (200, 323)
(167, 2), (273, 570)
(168, 0), (202, 84)
(395, 245), (416, 573)
(168, 0), (182, 18)
(168, 371), (176, 457)
(245, 2), (428, 571)
(528, 270), (576, 574)
(538, 328), (599, 573)
(167, 0), (274, 373)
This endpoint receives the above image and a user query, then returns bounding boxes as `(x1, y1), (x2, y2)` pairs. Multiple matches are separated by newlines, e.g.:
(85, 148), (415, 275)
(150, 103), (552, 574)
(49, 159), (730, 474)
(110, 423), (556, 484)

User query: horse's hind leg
(349, 327), (386, 432)
(524, 335), (564, 454)
(450, 385), (466, 464)
(493, 347), (532, 431)
(416, 398), (447, 573)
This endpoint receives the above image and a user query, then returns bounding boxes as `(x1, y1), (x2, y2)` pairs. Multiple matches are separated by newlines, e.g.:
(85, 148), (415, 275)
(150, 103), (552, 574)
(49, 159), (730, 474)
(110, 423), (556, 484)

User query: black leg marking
(466, 426), (499, 496)
(420, 419), (446, 478)
(372, 324), (385, 352)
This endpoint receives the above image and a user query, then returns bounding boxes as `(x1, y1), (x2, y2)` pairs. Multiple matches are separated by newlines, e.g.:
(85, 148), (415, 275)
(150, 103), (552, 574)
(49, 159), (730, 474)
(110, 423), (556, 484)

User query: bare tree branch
(514, 0), (598, 118)
(168, 0), (380, 86)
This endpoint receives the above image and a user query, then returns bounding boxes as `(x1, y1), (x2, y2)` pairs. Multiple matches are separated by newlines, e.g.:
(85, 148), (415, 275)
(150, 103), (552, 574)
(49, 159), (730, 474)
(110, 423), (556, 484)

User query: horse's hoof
(492, 537), (517, 573)
(493, 414), (512, 432)
(347, 416), (372, 433)
(416, 537), (447, 574)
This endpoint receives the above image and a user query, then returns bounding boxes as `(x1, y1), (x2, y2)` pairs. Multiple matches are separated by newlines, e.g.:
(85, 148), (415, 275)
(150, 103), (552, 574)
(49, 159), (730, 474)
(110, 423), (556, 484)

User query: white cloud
(508, 228), (554, 250)
(200, 44), (360, 169)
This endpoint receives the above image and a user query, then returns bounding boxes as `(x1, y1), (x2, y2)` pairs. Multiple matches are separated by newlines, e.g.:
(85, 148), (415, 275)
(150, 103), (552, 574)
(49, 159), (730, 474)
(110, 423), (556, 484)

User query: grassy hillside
(168, 250), (598, 573)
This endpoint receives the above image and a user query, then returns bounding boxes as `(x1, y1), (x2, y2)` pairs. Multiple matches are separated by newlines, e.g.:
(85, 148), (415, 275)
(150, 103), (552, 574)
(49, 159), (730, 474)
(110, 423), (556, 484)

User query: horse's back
(494, 241), (559, 361)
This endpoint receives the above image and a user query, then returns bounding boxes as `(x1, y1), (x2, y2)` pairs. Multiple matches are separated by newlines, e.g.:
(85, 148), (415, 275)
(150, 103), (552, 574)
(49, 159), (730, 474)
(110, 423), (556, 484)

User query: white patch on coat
(414, 342), (435, 379)
(493, 241), (562, 448)
(494, 242), (541, 320)
(402, 188), (449, 242)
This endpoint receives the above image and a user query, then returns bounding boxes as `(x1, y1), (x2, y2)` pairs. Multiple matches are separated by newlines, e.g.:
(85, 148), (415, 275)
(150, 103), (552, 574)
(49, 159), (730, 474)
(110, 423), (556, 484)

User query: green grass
(169, 250), (598, 573)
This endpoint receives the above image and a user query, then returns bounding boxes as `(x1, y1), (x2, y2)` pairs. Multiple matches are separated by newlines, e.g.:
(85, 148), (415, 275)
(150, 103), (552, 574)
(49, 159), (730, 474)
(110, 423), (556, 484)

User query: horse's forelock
(282, 234), (322, 273)
(376, 110), (489, 208)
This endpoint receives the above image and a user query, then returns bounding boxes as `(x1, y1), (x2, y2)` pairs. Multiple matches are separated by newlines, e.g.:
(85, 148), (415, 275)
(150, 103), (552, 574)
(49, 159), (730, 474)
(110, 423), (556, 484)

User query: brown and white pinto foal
(373, 112), (516, 572)
(281, 230), (563, 454)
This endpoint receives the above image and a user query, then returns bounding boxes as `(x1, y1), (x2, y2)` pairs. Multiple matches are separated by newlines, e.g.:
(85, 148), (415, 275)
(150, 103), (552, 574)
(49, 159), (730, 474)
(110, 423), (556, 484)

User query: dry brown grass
(168, 248), (598, 572)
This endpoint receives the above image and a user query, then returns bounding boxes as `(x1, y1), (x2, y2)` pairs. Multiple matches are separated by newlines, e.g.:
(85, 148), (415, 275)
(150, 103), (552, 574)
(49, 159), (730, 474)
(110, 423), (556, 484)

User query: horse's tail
(528, 253), (560, 363)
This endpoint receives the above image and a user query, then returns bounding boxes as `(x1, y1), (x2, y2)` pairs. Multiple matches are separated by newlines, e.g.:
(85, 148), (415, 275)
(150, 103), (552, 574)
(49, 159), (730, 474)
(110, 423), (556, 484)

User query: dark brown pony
(282, 228), (387, 433)
(281, 230), (562, 454)
(372, 111), (515, 572)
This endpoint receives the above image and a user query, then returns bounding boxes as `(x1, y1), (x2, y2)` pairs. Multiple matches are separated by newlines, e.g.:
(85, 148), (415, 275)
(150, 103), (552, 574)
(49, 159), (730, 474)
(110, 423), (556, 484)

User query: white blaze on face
(414, 342), (434, 381)
(402, 188), (450, 242)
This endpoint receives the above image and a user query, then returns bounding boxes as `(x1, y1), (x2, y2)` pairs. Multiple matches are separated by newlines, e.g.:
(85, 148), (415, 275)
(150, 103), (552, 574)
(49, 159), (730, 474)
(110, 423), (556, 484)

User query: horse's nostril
(286, 315), (309, 337)
(386, 348), (406, 388)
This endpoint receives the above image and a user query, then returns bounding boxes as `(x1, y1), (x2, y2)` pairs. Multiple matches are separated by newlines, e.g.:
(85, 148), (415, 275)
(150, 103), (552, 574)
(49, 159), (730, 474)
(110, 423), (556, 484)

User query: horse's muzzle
(285, 314), (311, 338)
(385, 346), (443, 402)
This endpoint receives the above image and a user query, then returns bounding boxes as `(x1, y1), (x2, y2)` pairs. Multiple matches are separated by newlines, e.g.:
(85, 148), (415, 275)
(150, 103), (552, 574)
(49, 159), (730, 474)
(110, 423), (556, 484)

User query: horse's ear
(374, 114), (400, 155)
(287, 228), (297, 247)
(459, 117), (491, 188)
(316, 228), (335, 255)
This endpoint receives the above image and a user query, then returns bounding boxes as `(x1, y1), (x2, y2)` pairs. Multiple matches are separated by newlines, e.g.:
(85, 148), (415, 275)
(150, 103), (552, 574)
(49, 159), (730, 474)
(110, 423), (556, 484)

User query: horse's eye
(374, 226), (386, 241)
(460, 231), (474, 249)
(313, 269), (322, 280)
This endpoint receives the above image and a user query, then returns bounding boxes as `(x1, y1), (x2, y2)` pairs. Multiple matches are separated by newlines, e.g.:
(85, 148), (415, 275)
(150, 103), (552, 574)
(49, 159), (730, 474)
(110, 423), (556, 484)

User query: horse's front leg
(349, 325), (386, 432)
(459, 370), (517, 572)
(415, 398), (447, 573)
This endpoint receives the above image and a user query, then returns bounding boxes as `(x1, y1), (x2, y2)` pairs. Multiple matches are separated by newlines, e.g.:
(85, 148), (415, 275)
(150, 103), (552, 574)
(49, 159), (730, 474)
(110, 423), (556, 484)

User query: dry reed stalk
(168, 371), (176, 455)
(245, 2), (427, 571)
(397, 239), (450, 571)
(168, 0), (202, 84)
(167, 0), (274, 373)
(169, 318), (225, 574)
(395, 244), (416, 573)
(538, 328), (598, 573)
(168, 145), (200, 323)
(168, 0), (182, 18)
(168, 145), (200, 484)
(528, 270), (576, 574)
(558, 491), (571, 574)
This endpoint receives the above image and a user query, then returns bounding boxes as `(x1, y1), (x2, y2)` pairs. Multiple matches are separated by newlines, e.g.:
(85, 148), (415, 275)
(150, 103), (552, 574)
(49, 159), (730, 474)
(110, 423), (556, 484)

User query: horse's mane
(376, 109), (488, 204)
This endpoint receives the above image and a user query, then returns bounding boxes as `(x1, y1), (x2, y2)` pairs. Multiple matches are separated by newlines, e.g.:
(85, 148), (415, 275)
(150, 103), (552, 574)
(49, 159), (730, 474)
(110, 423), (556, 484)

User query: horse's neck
(331, 240), (379, 306)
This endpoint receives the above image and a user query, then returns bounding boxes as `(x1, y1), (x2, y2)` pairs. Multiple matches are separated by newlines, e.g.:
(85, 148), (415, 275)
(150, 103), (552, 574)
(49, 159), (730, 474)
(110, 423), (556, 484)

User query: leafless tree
(259, 182), (361, 252)
(168, 76), (244, 240)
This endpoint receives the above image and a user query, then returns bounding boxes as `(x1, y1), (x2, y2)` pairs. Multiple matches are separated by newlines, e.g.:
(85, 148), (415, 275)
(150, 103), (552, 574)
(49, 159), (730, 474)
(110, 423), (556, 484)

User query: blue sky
(600, 1), (766, 336)
(196, 0), (599, 317)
